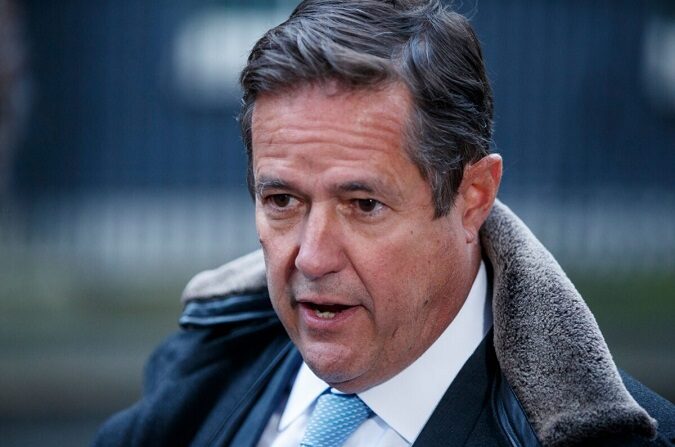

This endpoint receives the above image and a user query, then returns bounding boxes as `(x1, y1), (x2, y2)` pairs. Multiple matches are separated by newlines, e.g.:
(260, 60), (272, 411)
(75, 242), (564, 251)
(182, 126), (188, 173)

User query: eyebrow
(255, 177), (388, 198)
(255, 177), (292, 197)
(334, 181), (377, 194)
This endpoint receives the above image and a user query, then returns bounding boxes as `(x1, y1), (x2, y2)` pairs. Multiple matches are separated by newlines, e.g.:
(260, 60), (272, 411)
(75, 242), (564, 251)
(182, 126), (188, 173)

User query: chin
(301, 342), (365, 387)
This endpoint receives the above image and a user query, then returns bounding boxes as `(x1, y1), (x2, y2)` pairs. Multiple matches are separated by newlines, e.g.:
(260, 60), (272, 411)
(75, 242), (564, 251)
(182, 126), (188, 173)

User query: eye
(270, 194), (292, 208)
(354, 198), (381, 213)
(261, 193), (301, 218)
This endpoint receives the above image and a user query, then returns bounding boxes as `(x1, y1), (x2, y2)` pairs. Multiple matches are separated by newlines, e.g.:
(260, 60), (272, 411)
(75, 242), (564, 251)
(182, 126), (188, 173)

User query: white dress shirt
(258, 261), (491, 446)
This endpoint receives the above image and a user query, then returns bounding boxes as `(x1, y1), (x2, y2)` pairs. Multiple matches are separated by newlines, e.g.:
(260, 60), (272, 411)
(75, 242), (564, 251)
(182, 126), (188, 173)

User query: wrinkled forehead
(251, 81), (413, 147)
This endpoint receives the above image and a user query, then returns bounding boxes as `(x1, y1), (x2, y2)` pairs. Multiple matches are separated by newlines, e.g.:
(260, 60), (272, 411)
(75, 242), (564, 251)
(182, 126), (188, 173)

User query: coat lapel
(413, 331), (500, 446)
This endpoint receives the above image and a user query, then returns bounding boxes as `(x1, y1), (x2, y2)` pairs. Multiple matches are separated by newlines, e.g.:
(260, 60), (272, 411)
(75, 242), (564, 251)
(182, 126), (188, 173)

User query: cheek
(257, 208), (290, 254)
(256, 215), (293, 295)
(351, 231), (426, 311)
(361, 223), (457, 307)
(378, 227), (433, 277)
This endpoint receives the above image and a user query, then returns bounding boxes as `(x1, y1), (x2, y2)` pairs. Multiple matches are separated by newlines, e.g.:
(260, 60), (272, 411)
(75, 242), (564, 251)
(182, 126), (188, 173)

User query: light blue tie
(300, 390), (373, 447)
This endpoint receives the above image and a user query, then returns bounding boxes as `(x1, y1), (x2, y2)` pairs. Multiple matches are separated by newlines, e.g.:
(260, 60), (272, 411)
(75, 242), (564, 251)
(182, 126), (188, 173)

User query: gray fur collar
(181, 200), (656, 446)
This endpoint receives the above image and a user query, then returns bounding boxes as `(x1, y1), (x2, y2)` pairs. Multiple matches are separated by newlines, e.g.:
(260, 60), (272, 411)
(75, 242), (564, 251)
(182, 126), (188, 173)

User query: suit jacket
(92, 201), (675, 446)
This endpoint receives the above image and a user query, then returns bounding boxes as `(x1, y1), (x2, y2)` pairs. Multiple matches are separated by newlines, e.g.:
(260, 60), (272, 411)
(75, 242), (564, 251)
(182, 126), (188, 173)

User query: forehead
(252, 82), (410, 138)
(250, 83), (415, 176)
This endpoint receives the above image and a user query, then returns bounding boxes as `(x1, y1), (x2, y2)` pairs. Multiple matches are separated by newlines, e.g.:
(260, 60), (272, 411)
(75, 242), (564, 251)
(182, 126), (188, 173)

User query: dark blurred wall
(16, 0), (247, 195)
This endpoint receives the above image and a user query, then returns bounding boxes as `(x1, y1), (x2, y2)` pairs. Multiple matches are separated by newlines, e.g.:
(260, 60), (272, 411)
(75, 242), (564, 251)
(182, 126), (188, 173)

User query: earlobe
(459, 154), (503, 242)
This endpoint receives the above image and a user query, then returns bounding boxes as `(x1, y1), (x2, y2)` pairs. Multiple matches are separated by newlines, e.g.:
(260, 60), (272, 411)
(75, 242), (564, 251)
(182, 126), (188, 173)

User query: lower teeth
(315, 309), (336, 319)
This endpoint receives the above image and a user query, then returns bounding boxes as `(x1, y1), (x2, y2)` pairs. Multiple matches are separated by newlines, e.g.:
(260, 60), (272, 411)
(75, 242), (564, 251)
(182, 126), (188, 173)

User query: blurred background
(0, 0), (673, 445)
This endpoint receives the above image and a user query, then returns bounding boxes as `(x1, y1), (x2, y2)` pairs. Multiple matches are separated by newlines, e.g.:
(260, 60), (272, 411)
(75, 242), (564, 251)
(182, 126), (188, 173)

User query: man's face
(252, 83), (474, 393)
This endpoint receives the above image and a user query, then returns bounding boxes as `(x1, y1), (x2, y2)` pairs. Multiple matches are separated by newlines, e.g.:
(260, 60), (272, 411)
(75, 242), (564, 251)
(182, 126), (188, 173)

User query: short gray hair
(239, 0), (493, 216)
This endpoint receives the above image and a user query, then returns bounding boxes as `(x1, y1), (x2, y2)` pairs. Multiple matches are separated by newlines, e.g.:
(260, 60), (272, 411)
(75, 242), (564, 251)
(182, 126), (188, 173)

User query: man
(93, 1), (674, 446)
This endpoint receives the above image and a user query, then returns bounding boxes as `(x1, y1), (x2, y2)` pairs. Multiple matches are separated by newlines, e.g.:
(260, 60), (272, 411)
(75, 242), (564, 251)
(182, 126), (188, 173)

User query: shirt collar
(279, 261), (491, 442)
(278, 362), (327, 430)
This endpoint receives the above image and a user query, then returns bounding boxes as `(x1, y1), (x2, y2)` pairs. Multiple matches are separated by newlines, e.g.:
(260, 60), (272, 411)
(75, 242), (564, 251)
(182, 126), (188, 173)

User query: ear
(457, 154), (502, 243)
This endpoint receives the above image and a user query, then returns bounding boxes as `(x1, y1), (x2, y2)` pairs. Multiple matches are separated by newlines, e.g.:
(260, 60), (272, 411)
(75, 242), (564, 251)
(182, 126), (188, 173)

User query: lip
(298, 301), (362, 331)
(296, 296), (359, 307)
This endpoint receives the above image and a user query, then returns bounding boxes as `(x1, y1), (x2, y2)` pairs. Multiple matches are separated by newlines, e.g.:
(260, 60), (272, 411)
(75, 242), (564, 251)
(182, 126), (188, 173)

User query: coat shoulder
(91, 290), (287, 447)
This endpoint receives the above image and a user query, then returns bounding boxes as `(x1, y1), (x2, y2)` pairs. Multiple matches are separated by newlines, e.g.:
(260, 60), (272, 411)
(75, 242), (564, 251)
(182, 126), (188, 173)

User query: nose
(294, 206), (346, 280)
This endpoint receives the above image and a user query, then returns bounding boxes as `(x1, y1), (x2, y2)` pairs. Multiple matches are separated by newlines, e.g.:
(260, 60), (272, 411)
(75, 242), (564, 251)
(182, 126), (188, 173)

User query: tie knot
(300, 390), (373, 447)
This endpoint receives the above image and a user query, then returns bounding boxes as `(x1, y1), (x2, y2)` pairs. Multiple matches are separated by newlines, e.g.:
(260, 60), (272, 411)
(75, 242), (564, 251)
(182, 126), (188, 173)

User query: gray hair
(239, 0), (493, 216)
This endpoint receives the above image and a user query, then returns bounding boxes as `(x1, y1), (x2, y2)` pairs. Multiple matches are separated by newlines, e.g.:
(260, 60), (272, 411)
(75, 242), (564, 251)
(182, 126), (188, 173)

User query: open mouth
(303, 302), (352, 319)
